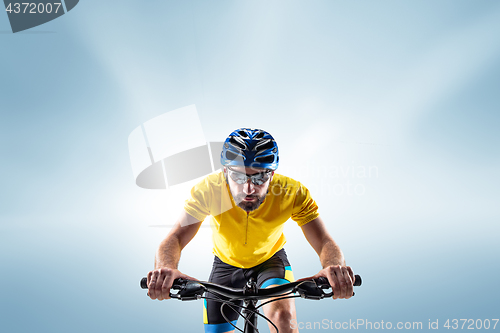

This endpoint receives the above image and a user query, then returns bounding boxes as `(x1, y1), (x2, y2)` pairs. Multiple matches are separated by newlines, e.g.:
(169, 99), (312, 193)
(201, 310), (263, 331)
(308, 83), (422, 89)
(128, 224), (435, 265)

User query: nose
(242, 179), (255, 195)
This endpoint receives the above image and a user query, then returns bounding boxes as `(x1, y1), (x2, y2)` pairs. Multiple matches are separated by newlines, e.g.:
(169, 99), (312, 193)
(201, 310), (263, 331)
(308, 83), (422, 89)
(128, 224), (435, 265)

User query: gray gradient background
(1, 1), (499, 332)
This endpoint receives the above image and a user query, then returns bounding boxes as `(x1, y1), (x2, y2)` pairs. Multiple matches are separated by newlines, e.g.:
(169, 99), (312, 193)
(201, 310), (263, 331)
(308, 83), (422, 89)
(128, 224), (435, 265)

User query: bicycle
(140, 274), (362, 333)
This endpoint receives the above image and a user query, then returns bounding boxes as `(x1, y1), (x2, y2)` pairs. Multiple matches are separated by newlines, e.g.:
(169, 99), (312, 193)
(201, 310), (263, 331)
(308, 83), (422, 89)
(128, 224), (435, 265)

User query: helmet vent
(255, 139), (274, 151)
(238, 130), (249, 138)
(255, 131), (265, 139)
(255, 155), (275, 163)
(229, 136), (247, 150)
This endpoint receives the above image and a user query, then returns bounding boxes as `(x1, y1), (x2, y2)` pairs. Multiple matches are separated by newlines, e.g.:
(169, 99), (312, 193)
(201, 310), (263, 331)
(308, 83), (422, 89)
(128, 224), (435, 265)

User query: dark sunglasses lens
(251, 173), (269, 185)
(229, 171), (248, 184)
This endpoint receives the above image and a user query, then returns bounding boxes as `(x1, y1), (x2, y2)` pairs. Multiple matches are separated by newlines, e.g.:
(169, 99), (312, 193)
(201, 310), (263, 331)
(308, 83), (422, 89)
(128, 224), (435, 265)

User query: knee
(268, 304), (295, 325)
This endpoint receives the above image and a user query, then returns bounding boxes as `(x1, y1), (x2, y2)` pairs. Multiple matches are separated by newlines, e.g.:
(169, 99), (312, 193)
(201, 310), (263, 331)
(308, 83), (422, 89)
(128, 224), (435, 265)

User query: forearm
(319, 238), (346, 268)
(154, 234), (182, 269)
(301, 218), (347, 268)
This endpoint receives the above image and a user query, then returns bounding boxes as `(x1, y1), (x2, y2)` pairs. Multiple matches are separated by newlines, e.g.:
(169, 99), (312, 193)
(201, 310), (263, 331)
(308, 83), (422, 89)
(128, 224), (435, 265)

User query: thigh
(253, 249), (299, 332)
(255, 248), (295, 288)
(204, 256), (244, 333)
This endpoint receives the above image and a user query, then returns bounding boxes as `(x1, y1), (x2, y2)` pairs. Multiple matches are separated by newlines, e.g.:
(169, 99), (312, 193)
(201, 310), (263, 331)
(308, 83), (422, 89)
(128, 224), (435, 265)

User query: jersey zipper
(245, 212), (249, 245)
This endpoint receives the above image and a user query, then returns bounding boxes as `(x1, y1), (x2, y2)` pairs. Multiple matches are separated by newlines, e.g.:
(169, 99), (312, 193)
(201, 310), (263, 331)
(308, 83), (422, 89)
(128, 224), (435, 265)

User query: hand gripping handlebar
(141, 274), (362, 300)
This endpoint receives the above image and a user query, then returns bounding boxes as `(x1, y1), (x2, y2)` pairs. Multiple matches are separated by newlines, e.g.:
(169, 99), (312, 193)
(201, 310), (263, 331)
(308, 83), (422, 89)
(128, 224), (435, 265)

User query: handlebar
(140, 274), (361, 301)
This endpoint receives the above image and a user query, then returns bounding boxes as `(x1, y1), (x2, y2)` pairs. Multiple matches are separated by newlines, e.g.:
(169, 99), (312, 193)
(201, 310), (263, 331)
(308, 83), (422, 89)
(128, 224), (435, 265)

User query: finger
(162, 274), (174, 300)
(328, 266), (342, 300)
(346, 266), (355, 298)
(148, 270), (159, 300)
(336, 266), (349, 299)
(340, 266), (353, 299)
(346, 266), (355, 284)
(322, 267), (336, 299)
(156, 269), (168, 300)
(146, 271), (153, 298)
(147, 271), (152, 285)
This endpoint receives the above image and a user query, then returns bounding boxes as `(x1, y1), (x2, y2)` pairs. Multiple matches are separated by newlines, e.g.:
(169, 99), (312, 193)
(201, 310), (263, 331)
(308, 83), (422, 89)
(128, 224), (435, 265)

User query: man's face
(225, 166), (273, 212)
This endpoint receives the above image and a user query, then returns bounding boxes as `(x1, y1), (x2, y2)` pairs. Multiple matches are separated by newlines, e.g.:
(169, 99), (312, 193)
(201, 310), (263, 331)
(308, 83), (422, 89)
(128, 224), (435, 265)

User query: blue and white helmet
(221, 128), (279, 170)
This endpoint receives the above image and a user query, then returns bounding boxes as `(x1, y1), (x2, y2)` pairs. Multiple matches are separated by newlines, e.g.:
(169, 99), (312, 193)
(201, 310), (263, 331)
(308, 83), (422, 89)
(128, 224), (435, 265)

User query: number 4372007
(444, 319), (498, 330)
(6, 3), (62, 14)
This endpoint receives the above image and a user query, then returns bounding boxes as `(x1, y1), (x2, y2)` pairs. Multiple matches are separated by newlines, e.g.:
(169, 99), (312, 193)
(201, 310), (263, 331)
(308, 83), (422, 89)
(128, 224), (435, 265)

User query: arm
(154, 211), (202, 269)
(148, 211), (202, 300)
(299, 217), (354, 299)
(300, 216), (345, 268)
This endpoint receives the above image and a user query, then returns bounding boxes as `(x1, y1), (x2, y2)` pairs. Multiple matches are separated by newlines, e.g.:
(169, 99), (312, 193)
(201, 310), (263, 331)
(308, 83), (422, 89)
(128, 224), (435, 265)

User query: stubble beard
(232, 192), (266, 212)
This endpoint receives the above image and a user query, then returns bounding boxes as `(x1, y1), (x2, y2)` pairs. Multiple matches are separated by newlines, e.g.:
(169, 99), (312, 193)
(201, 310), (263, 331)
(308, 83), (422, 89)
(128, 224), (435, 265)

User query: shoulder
(270, 173), (306, 193)
(191, 171), (226, 192)
(186, 171), (226, 209)
(273, 172), (316, 197)
(205, 171), (226, 185)
(268, 174), (313, 202)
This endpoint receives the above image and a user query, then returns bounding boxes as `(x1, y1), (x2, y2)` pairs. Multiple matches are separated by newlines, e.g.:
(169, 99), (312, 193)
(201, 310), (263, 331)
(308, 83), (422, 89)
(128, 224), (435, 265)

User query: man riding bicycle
(147, 128), (355, 333)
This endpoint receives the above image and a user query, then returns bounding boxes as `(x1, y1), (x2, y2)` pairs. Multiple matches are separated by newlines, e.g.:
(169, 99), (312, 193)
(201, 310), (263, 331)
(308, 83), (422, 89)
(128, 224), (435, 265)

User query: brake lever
(294, 281), (327, 300)
(318, 276), (358, 297)
(296, 277), (357, 299)
(313, 277), (334, 298)
(169, 279), (206, 301)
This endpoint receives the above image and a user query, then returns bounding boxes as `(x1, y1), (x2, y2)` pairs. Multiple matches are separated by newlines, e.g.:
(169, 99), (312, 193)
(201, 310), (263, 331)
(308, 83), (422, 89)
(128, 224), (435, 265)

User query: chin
(237, 202), (259, 212)
(236, 198), (265, 212)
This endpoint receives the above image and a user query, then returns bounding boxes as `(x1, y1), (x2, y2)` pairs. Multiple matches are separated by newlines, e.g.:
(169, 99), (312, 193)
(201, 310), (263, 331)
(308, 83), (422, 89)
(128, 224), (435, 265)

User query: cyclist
(147, 128), (355, 333)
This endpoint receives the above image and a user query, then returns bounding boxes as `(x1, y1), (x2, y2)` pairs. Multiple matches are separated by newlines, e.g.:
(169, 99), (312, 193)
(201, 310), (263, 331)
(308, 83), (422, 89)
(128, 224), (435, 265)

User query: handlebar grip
(354, 274), (362, 286)
(316, 274), (362, 287)
(140, 277), (186, 289)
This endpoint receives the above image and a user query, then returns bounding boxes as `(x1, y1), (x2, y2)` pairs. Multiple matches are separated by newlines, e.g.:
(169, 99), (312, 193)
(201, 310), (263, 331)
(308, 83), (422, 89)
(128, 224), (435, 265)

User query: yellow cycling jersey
(184, 171), (319, 268)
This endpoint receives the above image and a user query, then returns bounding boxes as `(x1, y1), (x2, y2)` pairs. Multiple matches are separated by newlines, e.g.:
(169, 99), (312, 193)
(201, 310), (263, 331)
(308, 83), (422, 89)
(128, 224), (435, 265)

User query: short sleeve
(291, 183), (320, 227)
(183, 178), (211, 222)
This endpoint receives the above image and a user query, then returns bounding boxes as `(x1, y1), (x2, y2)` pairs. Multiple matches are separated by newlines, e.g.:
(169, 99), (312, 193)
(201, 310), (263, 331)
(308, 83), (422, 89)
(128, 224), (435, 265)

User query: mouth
(242, 196), (257, 201)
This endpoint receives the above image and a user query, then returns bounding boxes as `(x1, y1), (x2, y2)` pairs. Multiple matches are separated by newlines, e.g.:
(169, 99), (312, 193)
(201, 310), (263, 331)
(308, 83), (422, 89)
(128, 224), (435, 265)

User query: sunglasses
(226, 167), (272, 185)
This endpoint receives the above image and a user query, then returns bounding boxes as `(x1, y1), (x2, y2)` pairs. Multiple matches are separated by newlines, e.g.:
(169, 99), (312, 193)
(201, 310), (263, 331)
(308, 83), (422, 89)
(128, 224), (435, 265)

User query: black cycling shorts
(203, 248), (295, 333)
